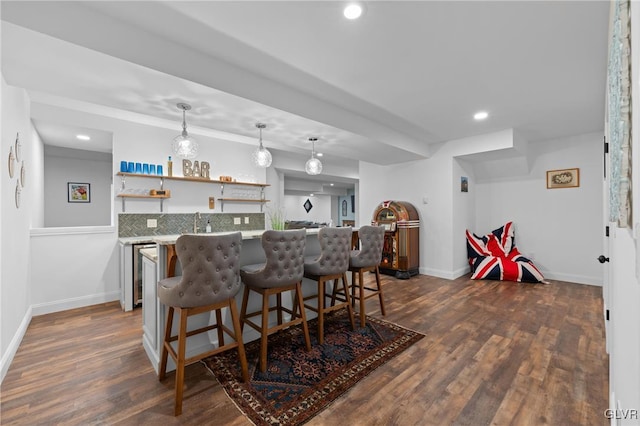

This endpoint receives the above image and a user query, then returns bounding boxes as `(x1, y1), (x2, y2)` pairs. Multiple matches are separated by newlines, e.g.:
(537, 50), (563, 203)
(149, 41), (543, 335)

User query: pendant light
(251, 123), (272, 168)
(305, 137), (323, 175)
(172, 103), (199, 159)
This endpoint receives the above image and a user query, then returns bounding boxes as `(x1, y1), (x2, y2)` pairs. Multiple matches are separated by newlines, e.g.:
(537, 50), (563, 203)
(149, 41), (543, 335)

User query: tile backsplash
(118, 213), (265, 237)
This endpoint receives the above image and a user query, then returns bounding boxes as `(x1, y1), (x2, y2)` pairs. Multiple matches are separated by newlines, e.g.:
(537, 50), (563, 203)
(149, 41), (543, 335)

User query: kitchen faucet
(193, 212), (201, 233)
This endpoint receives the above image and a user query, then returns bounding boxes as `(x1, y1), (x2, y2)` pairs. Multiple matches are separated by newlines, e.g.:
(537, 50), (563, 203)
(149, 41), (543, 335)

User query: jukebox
(371, 200), (420, 279)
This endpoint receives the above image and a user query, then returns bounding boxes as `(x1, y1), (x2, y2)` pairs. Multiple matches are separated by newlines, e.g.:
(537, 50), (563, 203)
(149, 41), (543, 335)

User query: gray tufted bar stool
(240, 229), (311, 373)
(302, 227), (355, 344)
(157, 232), (248, 416)
(334, 225), (386, 327)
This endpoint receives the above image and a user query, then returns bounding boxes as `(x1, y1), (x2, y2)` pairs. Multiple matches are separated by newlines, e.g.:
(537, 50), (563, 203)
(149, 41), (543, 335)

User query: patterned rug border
(202, 313), (425, 425)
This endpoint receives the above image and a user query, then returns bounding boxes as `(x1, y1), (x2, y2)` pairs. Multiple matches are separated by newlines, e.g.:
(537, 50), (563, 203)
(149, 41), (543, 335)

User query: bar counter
(141, 229), (322, 373)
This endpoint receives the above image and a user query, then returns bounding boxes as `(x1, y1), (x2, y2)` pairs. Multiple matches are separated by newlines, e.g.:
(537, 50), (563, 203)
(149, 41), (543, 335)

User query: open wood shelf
(116, 172), (269, 212)
(218, 198), (270, 202)
(117, 194), (170, 199)
(116, 172), (269, 187)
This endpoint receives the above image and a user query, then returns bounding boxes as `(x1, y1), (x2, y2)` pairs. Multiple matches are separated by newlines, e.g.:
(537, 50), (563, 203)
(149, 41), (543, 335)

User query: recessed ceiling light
(330, 183), (334, 186)
(344, 3), (363, 20)
(76, 134), (91, 141)
(317, 152), (323, 157)
(310, 193), (314, 197)
(473, 111), (489, 121)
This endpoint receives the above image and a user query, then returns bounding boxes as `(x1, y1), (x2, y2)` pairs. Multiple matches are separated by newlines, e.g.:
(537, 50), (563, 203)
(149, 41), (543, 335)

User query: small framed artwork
(342, 199), (348, 216)
(461, 176), (469, 192)
(546, 168), (580, 189)
(303, 198), (313, 213)
(68, 182), (91, 203)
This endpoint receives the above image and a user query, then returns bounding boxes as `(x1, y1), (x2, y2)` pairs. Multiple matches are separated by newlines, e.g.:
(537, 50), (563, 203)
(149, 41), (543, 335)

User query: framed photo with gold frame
(546, 168), (580, 189)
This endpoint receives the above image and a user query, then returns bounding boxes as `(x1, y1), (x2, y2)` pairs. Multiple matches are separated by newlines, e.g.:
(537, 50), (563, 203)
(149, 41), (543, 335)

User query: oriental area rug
(202, 310), (424, 425)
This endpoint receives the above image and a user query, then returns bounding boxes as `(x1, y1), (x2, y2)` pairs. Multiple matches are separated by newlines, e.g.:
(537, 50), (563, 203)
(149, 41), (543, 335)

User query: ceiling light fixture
(251, 122), (272, 168)
(305, 137), (323, 175)
(76, 134), (91, 141)
(172, 103), (199, 159)
(344, 3), (363, 20)
(474, 111), (489, 120)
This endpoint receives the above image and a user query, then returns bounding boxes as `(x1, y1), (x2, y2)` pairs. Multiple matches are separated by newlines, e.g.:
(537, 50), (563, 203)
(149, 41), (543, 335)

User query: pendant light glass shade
(251, 123), (272, 167)
(172, 103), (199, 159)
(305, 137), (323, 175)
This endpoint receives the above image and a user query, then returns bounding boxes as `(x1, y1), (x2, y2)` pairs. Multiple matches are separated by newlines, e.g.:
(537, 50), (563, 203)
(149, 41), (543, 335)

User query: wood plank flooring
(0, 274), (608, 425)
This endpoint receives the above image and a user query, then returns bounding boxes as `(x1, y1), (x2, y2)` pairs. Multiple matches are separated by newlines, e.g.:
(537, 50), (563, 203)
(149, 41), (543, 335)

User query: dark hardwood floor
(0, 274), (608, 425)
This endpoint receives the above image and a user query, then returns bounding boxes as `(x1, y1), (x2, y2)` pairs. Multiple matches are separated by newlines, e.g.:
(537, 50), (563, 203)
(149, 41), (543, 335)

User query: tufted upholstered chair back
(241, 229), (306, 289)
(350, 226), (385, 268)
(158, 232), (242, 308)
(304, 227), (352, 276)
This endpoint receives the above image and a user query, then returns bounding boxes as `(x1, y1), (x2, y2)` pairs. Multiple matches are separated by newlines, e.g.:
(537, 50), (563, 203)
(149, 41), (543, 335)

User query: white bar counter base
(142, 229), (322, 374)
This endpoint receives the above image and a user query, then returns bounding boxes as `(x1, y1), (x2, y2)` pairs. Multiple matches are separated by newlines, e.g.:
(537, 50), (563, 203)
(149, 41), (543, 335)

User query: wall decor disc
(20, 161), (26, 188)
(15, 181), (21, 209)
(8, 146), (15, 178)
(15, 132), (21, 162)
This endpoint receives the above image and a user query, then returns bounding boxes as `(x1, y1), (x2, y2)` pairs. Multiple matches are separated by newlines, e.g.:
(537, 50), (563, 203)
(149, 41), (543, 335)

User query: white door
(604, 2), (640, 422)
(602, 136), (611, 354)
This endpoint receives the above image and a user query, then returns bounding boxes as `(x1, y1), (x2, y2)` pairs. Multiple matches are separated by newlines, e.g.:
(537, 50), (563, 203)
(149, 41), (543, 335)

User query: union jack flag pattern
(466, 222), (545, 283)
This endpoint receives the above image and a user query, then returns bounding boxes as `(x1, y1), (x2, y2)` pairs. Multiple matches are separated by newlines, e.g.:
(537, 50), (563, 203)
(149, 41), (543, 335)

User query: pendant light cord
(182, 110), (188, 137)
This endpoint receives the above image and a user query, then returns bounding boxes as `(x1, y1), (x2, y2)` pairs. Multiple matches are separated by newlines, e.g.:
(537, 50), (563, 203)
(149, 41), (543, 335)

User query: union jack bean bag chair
(466, 222), (546, 283)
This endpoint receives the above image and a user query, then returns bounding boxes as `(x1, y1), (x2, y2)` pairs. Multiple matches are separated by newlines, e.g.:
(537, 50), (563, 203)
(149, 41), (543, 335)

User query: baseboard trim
(419, 266), (601, 286)
(0, 306), (33, 384)
(31, 291), (120, 317)
(541, 272), (602, 287)
(420, 267), (457, 280)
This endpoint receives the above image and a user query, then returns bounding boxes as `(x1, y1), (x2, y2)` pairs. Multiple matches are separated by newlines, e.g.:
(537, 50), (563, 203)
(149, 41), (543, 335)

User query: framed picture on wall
(461, 177), (469, 192)
(342, 199), (347, 216)
(546, 168), (580, 189)
(68, 182), (91, 203)
(303, 198), (313, 213)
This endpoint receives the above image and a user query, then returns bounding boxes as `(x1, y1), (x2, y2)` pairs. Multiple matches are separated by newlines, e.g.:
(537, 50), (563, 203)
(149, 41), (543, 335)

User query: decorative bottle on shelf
(167, 156), (173, 177)
(206, 220), (212, 233)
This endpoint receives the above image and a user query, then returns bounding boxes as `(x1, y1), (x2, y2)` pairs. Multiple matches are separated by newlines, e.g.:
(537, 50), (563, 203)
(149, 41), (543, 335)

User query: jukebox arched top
(373, 200), (419, 229)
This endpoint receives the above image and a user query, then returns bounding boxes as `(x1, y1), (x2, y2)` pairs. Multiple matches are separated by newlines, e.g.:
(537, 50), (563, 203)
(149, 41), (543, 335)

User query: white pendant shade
(252, 146), (272, 167)
(305, 157), (323, 175)
(252, 123), (272, 167)
(305, 137), (322, 175)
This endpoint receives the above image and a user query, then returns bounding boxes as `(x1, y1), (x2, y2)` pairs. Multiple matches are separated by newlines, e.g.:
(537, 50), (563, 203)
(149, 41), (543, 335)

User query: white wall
(44, 146), (112, 227)
(338, 190), (355, 225)
(30, 125), (44, 228)
(283, 194), (332, 223)
(32, 102), (269, 215)
(475, 132), (603, 285)
(452, 158), (476, 276)
(360, 156), (453, 277)
(29, 228), (119, 315)
(359, 129), (602, 284)
(1, 79), (32, 381)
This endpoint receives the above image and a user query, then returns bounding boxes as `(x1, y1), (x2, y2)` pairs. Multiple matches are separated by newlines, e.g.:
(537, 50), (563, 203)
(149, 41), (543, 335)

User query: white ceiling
(1, 1), (609, 178)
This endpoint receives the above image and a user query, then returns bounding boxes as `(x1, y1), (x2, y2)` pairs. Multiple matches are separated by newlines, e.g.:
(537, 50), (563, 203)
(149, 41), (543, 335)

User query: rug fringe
(201, 360), (261, 426)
